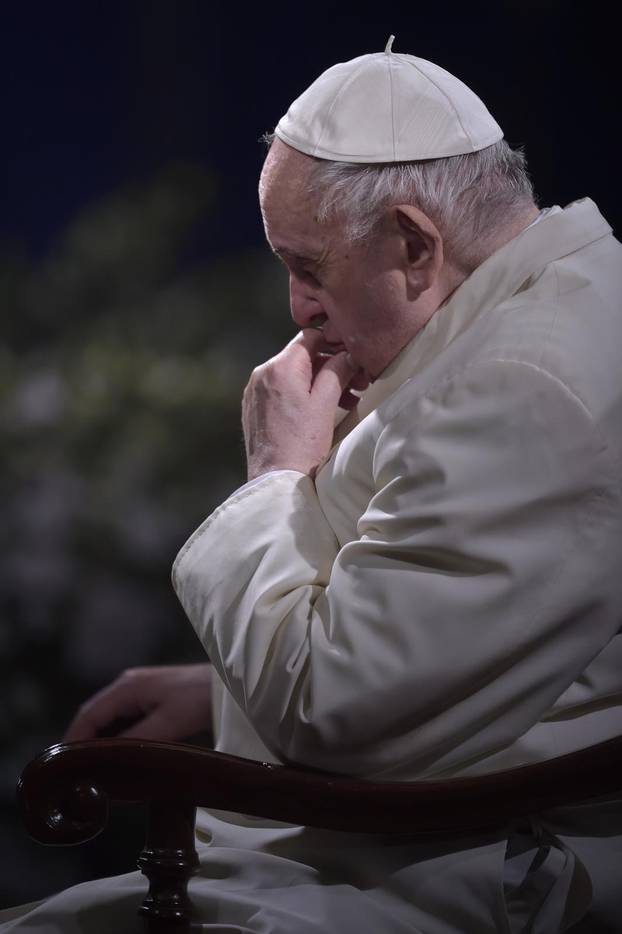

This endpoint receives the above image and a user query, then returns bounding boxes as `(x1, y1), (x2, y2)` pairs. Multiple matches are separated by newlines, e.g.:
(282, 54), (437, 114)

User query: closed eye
(272, 248), (322, 285)
(298, 267), (321, 286)
(275, 255), (321, 287)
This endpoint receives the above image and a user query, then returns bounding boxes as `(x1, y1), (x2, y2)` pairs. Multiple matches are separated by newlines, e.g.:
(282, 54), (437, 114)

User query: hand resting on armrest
(63, 663), (214, 744)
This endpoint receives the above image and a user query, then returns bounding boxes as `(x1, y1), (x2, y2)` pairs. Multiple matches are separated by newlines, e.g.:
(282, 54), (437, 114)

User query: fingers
(314, 355), (370, 395)
(293, 327), (331, 353)
(278, 331), (371, 396)
(117, 709), (175, 741)
(63, 672), (145, 742)
(63, 664), (214, 744)
(285, 328), (342, 363)
(242, 328), (367, 478)
(311, 351), (358, 408)
(305, 334), (370, 412)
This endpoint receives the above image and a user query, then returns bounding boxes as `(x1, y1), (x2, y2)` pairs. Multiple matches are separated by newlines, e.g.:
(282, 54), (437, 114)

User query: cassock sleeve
(172, 359), (621, 778)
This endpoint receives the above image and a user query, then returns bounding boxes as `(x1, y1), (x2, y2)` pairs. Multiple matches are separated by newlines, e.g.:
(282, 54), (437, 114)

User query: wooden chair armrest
(16, 735), (622, 932)
(18, 733), (622, 844)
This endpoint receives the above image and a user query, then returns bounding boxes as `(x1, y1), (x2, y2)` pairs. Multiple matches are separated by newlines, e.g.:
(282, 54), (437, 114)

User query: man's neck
(439, 203), (542, 308)
(390, 203), (543, 380)
(478, 204), (542, 268)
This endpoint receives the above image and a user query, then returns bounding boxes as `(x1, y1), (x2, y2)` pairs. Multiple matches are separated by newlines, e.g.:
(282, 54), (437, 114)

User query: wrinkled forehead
(259, 138), (328, 249)
(259, 139), (316, 212)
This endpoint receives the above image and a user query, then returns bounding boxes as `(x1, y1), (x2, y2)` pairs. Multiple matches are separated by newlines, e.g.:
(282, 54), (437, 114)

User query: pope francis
(2, 39), (622, 934)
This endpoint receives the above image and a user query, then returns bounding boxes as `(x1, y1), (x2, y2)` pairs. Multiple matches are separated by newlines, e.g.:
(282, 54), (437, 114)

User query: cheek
(327, 269), (401, 349)
(357, 277), (400, 331)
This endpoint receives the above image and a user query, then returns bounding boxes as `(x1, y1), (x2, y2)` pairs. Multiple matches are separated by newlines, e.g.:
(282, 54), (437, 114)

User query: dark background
(1, 0), (618, 910)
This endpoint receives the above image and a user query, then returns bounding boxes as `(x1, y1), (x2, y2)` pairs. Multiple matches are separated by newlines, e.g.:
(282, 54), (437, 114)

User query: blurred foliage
(0, 163), (293, 905)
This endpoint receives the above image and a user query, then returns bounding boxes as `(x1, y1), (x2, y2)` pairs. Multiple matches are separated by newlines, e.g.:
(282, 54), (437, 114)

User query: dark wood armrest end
(18, 733), (622, 845)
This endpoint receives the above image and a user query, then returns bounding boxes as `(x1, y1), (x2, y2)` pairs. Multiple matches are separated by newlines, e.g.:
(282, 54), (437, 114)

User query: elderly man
(3, 40), (622, 934)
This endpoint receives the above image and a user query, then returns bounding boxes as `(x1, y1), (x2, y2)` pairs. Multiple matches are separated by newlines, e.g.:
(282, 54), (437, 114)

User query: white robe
(3, 197), (622, 932)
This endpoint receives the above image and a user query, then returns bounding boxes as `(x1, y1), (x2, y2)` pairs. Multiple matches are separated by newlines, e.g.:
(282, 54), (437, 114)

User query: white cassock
(2, 197), (621, 932)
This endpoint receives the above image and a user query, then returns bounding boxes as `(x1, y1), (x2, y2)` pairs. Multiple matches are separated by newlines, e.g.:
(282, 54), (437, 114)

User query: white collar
(332, 198), (611, 447)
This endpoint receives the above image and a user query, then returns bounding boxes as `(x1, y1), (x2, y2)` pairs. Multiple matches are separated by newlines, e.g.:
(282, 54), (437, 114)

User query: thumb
(311, 351), (358, 406)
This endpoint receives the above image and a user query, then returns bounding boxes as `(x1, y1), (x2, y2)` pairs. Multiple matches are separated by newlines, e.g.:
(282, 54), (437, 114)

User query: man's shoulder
(383, 248), (621, 435)
(334, 208), (622, 467)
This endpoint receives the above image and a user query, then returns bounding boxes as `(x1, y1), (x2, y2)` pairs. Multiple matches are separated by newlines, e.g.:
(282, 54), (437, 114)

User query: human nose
(289, 273), (326, 330)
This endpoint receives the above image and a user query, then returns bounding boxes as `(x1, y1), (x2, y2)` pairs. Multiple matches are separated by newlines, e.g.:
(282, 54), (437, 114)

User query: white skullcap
(274, 36), (503, 163)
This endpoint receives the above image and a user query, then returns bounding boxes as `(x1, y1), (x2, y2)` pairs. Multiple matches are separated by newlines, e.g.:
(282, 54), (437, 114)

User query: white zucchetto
(274, 36), (504, 163)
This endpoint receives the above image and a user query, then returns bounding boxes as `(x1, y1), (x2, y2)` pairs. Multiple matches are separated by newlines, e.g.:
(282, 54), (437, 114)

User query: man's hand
(242, 329), (369, 480)
(63, 663), (213, 743)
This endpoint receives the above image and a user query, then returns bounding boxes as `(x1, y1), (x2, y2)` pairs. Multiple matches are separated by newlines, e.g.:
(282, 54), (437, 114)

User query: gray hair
(261, 133), (537, 273)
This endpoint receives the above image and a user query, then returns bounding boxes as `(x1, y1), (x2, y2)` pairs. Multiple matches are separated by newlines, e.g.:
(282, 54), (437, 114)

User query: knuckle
(120, 667), (141, 682)
(247, 364), (266, 385)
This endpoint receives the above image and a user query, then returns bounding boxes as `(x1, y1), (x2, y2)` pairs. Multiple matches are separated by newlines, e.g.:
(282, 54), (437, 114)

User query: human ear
(394, 205), (444, 294)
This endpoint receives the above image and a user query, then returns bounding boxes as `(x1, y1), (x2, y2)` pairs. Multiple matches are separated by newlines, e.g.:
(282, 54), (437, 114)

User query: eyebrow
(271, 246), (321, 265)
